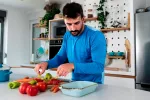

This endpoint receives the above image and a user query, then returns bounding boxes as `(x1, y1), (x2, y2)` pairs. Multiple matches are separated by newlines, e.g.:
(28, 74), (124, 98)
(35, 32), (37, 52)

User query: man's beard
(70, 26), (83, 36)
(70, 30), (80, 36)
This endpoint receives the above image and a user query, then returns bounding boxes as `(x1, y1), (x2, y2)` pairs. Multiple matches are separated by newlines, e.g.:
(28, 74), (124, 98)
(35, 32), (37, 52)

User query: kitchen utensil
(145, 6), (150, 12)
(0, 65), (12, 82)
(136, 8), (145, 13)
(59, 81), (98, 97)
(36, 47), (45, 58)
(125, 39), (131, 68)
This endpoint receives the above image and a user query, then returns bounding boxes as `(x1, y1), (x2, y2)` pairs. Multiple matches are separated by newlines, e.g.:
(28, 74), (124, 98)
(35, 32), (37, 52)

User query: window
(0, 10), (6, 64)
(0, 17), (4, 64)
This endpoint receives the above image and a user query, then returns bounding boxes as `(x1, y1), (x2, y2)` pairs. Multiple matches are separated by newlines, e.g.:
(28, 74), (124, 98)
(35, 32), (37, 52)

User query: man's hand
(34, 62), (48, 75)
(57, 63), (74, 77)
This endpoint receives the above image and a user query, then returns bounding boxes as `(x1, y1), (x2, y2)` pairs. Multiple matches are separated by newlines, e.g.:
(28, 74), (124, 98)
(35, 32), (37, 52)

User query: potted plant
(97, 0), (109, 29)
(40, 3), (60, 31)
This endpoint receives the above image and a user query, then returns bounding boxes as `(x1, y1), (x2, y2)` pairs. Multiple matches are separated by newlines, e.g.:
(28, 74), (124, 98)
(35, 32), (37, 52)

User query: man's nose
(71, 24), (76, 31)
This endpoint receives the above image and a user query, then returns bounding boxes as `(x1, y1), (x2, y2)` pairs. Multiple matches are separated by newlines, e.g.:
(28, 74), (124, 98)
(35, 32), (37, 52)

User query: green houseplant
(97, 0), (109, 29)
(40, 3), (60, 31)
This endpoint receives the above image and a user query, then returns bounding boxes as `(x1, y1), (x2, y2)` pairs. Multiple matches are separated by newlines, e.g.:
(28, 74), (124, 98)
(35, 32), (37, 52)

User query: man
(34, 2), (106, 84)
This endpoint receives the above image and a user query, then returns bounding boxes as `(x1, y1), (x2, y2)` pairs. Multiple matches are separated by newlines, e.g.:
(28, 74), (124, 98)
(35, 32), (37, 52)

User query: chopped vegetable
(8, 81), (20, 89)
(29, 80), (37, 85)
(44, 73), (52, 81)
(50, 85), (60, 93)
(15, 78), (33, 83)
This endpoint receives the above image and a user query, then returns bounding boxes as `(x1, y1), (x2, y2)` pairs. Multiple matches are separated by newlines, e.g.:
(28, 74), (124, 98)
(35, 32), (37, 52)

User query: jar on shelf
(93, 4), (98, 17)
(87, 9), (93, 18)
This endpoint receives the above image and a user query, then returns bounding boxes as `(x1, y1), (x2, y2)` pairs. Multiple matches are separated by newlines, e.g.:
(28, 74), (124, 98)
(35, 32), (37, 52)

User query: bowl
(108, 52), (115, 56)
(59, 81), (98, 97)
(116, 52), (124, 56)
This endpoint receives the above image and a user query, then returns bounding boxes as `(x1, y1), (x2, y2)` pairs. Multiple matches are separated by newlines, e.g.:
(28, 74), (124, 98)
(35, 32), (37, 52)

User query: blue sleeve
(46, 34), (68, 69)
(74, 31), (106, 75)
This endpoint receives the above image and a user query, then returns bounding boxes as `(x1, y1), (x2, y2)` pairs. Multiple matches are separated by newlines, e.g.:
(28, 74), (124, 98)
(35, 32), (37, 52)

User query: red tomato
(36, 82), (47, 92)
(46, 80), (53, 85)
(47, 79), (61, 85)
(26, 85), (39, 96)
(19, 83), (30, 94)
(34, 78), (43, 82)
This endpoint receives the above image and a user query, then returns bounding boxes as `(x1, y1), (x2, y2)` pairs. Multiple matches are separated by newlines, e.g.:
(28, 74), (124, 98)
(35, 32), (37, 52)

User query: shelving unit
(105, 67), (128, 72)
(107, 55), (125, 59)
(85, 17), (97, 21)
(33, 38), (63, 41)
(101, 13), (130, 32)
(34, 24), (46, 28)
(48, 17), (98, 39)
(48, 17), (98, 22)
(101, 27), (130, 32)
(33, 38), (49, 40)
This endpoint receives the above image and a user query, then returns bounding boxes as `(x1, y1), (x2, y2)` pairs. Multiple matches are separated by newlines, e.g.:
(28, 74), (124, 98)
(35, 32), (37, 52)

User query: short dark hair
(63, 2), (84, 18)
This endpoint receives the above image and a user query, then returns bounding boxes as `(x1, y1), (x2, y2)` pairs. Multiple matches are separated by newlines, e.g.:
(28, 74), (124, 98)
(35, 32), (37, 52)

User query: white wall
(27, 0), (70, 21)
(0, 4), (30, 66)
(28, 9), (45, 21)
(133, 0), (146, 13)
(146, 0), (150, 7)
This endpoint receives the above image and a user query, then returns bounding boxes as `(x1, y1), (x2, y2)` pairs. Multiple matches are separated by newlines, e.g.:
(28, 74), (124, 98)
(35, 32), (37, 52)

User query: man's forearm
(73, 62), (104, 75)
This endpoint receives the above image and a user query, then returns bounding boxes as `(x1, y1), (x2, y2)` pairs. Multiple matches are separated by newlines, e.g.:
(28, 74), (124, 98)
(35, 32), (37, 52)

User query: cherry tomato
(36, 82), (47, 92)
(19, 83), (30, 94)
(26, 85), (39, 96)
(47, 79), (61, 85)
(34, 78), (43, 82)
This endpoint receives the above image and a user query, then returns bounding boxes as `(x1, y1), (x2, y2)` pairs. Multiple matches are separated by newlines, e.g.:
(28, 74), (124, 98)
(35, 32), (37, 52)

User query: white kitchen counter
(0, 68), (150, 100)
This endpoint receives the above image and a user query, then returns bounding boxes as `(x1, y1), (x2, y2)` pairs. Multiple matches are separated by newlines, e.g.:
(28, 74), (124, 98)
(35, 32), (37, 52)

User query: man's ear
(82, 16), (86, 23)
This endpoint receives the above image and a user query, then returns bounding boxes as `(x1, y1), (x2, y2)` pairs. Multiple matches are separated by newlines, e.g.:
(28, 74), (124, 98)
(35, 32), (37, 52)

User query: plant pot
(44, 34), (48, 38)
(0, 66), (12, 82)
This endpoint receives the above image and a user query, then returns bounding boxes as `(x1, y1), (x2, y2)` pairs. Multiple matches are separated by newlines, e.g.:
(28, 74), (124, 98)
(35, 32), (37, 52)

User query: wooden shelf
(49, 17), (98, 22)
(34, 24), (46, 28)
(33, 38), (49, 40)
(105, 73), (135, 79)
(105, 67), (128, 71)
(33, 38), (63, 41)
(107, 55), (125, 59)
(34, 17), (97, 28)
(101, 27), (130, 32)
(49, 18), (64, 22)
(85, 17), (97, 21)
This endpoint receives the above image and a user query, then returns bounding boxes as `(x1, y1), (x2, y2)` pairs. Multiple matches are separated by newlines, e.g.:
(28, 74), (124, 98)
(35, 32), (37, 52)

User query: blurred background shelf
(107, 55), (125, 59)
(101, 27), (130, 32)
(33, 38), (63, 40)
(34, 24), (46, 28)
(105, 67), (128, 72)
(85, 17), (97, 21)
(33, 38), (49, 40)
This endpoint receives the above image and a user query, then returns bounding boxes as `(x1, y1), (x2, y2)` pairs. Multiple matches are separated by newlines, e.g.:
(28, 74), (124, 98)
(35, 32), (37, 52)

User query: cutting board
(125, 39), (131, 68)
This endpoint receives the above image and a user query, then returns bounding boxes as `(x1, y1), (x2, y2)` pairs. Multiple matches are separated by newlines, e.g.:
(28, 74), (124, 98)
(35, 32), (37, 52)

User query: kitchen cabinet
(104, 76), (135, 89)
